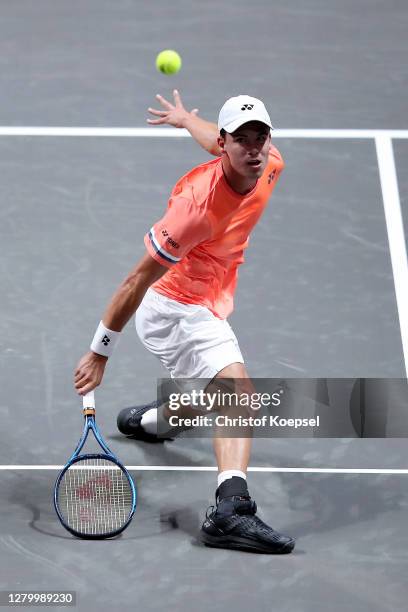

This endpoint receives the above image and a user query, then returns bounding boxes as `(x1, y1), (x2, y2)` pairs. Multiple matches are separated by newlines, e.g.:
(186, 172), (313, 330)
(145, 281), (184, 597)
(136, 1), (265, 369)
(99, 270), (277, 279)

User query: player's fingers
(155, 94), (174, 110)
(75, 378), (96, 393)
(77, 379), (98, 395)
(75, 371), (97, 388)
(74, 368), (88, 380)
(148, 107), (168, 117)
(74, 382), (87, 393)
(173, 89), (183, 108)
(74, 374), (87, 386)
(147, 118), (168, 125)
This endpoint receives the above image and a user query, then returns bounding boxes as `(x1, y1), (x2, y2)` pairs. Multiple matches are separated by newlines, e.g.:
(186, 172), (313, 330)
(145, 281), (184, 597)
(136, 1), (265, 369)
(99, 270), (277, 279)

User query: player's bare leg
(200, 361), (296, 553)
(211, 362), (254, 474)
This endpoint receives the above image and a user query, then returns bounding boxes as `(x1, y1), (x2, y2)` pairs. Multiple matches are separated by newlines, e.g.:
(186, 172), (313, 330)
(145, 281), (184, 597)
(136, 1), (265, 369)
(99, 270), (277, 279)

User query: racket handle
(83, 391), (95, 409)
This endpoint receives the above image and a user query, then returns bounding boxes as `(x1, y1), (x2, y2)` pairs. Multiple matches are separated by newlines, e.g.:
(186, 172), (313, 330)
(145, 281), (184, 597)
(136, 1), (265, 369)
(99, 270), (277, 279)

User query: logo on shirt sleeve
(161, 229), (180, 249)
(148, 227), (181, 264)
(268, 169), (277, 184)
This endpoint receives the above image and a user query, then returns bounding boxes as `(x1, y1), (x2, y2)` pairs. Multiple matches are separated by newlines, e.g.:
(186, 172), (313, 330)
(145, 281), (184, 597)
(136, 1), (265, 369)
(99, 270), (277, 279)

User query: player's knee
(215, 362), (249, 380)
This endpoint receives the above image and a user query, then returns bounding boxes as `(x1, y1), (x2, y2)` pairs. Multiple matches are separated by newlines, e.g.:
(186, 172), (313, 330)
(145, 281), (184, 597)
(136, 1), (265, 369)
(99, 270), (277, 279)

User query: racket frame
(54, 392), (137, 539)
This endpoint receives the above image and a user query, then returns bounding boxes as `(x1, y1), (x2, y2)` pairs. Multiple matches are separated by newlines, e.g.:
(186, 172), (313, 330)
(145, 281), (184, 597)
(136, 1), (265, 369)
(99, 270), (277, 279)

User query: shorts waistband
(145, 287), (205, 312)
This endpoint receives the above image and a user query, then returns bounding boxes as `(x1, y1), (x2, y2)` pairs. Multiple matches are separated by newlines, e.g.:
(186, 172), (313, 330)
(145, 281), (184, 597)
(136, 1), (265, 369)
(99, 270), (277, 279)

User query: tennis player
(74, 90), (295, 554)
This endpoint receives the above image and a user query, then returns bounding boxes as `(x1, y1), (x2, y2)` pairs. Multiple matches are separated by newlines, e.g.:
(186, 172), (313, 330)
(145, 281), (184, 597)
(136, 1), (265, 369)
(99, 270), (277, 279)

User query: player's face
(221, 122), (271, 178)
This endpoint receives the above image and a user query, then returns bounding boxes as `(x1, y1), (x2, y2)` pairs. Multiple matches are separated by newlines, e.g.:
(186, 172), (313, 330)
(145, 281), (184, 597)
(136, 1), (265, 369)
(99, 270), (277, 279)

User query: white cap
(218, 95), (273, 134)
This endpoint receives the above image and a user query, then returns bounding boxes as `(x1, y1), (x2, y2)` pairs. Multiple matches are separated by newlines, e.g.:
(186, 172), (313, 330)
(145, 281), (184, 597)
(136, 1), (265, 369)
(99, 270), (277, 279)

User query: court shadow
(159, 505), (203, 548)
(267, 470), (406, 540)
(5, 471), (75, 540)
(4, 470), (161, 541)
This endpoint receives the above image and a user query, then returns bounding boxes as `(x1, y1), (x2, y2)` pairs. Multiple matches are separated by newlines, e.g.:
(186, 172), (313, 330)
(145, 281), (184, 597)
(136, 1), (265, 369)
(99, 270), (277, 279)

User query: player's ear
(217, 134), (226, 153)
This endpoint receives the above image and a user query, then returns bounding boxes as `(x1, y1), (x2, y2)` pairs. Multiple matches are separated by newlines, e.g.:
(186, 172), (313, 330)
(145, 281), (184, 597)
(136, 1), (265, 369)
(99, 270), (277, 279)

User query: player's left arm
(147, 89), (221, 157)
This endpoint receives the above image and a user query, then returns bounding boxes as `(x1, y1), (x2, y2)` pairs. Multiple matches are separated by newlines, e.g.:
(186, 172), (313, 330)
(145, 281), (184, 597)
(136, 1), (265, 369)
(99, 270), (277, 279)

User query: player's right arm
(74, 253), (167, 396)
(147, 90), (221, 157)
(75, 183), (210, 396)
(100, 252), (166, 332)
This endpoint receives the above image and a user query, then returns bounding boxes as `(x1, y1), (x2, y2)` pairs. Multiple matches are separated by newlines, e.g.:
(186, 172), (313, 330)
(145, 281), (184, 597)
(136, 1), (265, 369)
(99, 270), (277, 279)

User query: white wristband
(90, 321), (121, 357)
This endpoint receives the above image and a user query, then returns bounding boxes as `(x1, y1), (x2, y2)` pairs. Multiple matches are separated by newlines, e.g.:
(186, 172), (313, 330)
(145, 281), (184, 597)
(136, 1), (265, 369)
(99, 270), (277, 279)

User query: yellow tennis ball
(155, 50), (182, 75)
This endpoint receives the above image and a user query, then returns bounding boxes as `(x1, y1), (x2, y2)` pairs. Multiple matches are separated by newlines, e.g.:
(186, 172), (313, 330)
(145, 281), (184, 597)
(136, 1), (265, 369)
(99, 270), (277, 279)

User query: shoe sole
(200, 531), (295, 554)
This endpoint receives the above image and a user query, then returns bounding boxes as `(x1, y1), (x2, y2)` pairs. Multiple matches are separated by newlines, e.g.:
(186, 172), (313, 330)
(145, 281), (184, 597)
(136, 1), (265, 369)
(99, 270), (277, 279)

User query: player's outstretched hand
(147, 89), (199, 128)
(74, 351), (108, 396)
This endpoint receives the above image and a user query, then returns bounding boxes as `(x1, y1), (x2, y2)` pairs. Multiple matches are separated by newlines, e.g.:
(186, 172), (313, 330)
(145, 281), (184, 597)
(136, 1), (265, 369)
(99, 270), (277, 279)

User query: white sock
(140, 406), (171, 435)
(217, 470), (247, 488)
(140, 408), (158, 434)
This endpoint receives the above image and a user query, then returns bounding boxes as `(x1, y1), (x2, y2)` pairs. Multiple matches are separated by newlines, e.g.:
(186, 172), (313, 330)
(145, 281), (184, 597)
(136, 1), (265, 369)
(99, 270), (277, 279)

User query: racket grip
(83, 391), (95, 409)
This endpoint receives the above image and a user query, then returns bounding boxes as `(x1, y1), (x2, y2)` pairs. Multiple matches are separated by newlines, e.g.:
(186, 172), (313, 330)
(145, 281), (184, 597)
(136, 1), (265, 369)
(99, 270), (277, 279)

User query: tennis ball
(155, 50), (182, 75)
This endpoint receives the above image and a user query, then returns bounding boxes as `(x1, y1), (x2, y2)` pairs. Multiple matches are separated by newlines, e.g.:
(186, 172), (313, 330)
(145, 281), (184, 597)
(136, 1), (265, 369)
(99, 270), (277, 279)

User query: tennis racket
(54, 391), (137, 539)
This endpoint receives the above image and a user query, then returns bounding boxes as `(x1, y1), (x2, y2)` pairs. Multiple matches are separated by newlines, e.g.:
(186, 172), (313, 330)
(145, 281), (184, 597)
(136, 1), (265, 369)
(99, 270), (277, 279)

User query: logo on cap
(218, 95), (273, 132)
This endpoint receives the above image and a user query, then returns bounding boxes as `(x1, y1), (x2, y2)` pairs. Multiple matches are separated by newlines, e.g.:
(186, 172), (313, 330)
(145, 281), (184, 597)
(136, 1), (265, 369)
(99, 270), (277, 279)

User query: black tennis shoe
(116, 400), (172, 442)
(200, 495), (295, 554)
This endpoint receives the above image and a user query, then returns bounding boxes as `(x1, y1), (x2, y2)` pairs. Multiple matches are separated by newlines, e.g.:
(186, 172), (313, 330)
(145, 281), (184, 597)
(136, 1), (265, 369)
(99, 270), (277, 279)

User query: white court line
(375, 135), (408, 379)
(1, 465), (408, 474)
(0, 127), (407, 138)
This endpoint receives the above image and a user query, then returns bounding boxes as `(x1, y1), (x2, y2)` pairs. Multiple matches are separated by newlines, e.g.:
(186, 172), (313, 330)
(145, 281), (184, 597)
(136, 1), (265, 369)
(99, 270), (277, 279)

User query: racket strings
(57, 458), (133, 536)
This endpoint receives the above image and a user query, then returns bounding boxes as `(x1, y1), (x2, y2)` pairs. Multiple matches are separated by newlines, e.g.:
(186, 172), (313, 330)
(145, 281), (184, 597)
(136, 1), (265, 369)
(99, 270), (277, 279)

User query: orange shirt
(144, 145), (284, 319)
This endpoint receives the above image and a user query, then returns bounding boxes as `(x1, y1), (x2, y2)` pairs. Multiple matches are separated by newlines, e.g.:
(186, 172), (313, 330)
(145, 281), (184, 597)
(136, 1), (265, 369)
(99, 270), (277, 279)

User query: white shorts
(135, 288), (244, 380)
